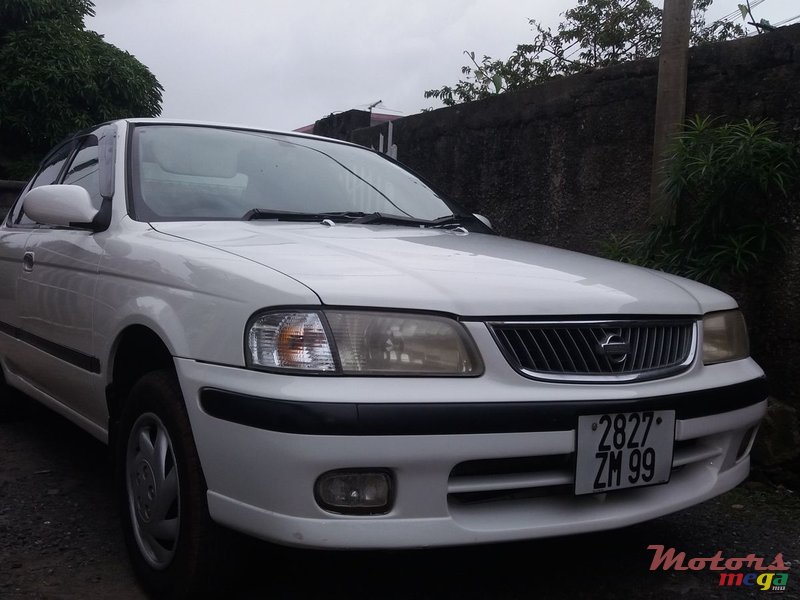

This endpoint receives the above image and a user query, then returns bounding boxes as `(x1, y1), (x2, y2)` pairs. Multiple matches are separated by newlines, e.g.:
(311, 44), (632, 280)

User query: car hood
(151, 221), (735, 316)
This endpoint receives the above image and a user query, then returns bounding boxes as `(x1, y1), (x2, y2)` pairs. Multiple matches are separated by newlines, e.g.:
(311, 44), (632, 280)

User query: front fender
(92, 222), (321, 377)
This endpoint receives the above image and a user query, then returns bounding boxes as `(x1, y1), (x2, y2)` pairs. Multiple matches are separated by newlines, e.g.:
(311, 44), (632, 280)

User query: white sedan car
(0, 119), (766, 598)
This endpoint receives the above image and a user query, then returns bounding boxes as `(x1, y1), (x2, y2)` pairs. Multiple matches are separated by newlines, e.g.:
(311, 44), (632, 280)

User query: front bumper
(176, 358), (766, 549)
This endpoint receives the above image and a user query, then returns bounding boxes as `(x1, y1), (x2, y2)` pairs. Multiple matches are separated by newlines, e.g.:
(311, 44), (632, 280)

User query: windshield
(129, 125), (456, 222)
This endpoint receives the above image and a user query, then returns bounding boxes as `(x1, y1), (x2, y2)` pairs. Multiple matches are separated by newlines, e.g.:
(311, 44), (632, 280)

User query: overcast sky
(87, 0), (799, 131)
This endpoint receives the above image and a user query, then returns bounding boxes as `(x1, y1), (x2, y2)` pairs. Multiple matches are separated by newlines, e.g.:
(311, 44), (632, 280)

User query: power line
(773, 13), (800, 26)
(719, 0), (766, 21)
(718, 0), (767, 23)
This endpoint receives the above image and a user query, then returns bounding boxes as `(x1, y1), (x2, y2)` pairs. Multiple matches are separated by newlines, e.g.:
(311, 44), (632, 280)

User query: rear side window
(62, 137), (102, 210)
(31, 143), (74, 189)
(8, 136), (104, 228)
(10, 141), (74, 226)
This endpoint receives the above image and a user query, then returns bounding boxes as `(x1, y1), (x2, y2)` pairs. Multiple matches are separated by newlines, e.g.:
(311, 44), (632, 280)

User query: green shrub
(605, 116), (799, 284)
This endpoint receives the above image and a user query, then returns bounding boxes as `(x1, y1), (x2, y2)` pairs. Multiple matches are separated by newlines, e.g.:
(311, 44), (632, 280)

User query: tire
(116, 370), (227, 599)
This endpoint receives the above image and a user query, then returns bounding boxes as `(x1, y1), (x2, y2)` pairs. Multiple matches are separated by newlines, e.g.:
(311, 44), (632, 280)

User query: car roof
(121, 117), (365, 149)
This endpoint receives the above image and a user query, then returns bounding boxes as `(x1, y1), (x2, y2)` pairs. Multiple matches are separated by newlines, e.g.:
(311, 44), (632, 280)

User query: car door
(0, 141), (76, 380)
(15, 133), (109, 423)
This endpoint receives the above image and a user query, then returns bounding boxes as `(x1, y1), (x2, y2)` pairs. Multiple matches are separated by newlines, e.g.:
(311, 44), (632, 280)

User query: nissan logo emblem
(598, 333), (630, 364)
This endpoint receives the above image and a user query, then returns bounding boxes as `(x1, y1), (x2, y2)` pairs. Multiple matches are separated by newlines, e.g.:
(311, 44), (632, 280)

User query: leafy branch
(424, 0), (743, 108)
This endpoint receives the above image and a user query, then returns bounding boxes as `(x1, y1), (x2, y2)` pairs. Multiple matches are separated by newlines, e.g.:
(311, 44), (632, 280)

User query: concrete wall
(350, 25), (800, 482)
(353, 25), (800, 255)
(312, 109), (372, 140)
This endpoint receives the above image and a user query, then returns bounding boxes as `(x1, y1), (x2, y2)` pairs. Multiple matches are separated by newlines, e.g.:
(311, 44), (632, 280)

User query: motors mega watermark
(648, 545), (791, 592)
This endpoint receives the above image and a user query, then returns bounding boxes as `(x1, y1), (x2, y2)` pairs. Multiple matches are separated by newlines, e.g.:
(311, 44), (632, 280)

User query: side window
(62, 137), (102, 210)
(31, 143), (74, 189)
(10, 141), (74, 227)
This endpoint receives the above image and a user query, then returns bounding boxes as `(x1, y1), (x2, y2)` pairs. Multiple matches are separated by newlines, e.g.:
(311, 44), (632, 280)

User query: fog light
(315, 470), (392, 515)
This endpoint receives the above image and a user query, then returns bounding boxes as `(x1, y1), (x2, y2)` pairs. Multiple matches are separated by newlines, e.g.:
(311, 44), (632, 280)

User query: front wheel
(117, 370), (227, 598)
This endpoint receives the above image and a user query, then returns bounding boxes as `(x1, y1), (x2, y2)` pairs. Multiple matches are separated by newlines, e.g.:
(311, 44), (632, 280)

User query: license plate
(574, 410), (675, 495)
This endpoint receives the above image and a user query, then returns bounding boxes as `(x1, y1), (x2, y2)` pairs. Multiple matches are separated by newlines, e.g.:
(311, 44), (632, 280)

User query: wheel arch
(106, 324), (176, 443)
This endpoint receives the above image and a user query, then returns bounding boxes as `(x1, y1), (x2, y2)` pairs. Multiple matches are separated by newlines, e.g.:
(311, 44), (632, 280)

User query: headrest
(142, 128), (239, 178)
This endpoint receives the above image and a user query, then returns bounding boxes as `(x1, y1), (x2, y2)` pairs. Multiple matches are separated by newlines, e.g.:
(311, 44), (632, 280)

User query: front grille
(489, 319), (696, 382)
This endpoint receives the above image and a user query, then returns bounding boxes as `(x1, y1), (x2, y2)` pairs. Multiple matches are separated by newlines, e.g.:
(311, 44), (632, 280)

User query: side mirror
(473, 213), (492, 230)
(22, 185), (100, 230)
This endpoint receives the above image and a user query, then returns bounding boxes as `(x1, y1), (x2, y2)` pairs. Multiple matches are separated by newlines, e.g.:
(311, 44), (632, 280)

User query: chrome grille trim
(445, 440), (717, 504)
(487, 319), (698, 383)
(448, 470), (573, 494)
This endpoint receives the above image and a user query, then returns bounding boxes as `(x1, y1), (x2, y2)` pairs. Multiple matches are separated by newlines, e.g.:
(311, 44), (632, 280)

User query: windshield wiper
(355, 213), (474, 228)
(428, 214), (470, 228)
(351, 212), (438, 227)
(243, 209), (371, 222)
(242, 209), (484, 230)
(429, 214), (495, 233)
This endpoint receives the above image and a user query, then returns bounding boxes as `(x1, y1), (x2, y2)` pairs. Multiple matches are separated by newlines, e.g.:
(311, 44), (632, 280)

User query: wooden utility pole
(649, 0), (693, 223)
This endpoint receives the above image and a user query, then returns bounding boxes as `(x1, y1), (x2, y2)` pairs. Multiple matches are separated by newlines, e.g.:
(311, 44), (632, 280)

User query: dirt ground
(1, 387), (798, 600)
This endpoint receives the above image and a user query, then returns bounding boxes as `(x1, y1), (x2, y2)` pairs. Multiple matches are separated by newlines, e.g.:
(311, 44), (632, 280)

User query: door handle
(22, 251), (34, 272)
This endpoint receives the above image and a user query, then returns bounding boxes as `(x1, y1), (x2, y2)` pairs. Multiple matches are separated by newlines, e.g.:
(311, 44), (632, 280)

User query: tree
(0, 0), (163, 178)
(424, 0), (743, 107)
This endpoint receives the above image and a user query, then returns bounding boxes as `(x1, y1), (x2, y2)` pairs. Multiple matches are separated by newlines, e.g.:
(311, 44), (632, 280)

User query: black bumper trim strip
(200, 377), (767, 435)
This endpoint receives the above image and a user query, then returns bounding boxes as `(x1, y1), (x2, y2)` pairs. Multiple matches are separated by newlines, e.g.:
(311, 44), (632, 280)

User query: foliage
(424, 0), (743, 107)
(604, 117), (799, 284)
(0, 0), (95, 34)
(0, 0), (163, 179)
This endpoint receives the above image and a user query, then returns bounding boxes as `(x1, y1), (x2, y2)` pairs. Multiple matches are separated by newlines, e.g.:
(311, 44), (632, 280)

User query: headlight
(702, 310), (749, 364)
(246, 310), (482, 375)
